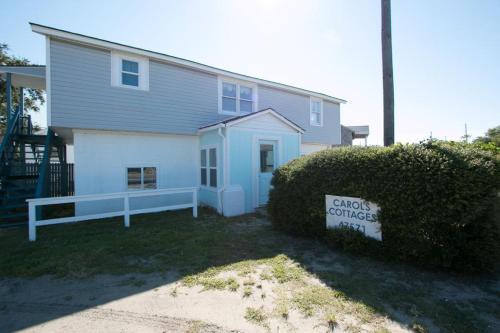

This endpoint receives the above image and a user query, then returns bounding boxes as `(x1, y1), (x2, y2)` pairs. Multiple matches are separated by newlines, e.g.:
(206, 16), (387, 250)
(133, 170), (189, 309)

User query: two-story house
(1, 23), (368, 220)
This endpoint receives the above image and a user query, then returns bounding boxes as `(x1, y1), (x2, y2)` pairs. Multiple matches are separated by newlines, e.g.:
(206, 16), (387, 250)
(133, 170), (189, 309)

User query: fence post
(192, 189), (198, 218)
(124, 194), (130, 227)
(28, 202), (36, 241)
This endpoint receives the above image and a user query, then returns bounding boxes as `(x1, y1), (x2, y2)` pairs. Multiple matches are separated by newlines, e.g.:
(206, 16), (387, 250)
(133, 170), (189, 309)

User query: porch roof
(0, 66), (46, 90)
(198, 108), (305, 134)
(346, 125), (369, 139)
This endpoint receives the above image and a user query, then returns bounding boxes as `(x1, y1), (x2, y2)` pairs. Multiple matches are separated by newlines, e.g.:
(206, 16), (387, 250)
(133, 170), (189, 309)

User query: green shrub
(324, 228), (381, 258)
(268, 142), (499, 273)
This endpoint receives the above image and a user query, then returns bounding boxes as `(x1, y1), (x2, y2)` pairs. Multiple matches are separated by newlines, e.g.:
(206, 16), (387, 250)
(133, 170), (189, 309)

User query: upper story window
(310, 97), (323, 127)
(121, 60), (139, 87)
(219, 78), (257, 115)
(111, 51), (149, 91)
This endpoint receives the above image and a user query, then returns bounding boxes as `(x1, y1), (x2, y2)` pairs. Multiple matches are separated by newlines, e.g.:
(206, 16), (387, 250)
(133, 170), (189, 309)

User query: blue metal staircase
(0, 107), (66, 226)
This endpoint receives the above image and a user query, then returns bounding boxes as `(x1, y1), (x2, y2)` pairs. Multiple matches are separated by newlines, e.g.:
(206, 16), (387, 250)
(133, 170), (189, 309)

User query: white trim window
(200, 147), (217, 188)
(121, 59), (139, 87)
(127, 166), (157, 190)
(111, 51), (149, 90)
(219, 78), (257, 115)
(310, 97), (323, 127)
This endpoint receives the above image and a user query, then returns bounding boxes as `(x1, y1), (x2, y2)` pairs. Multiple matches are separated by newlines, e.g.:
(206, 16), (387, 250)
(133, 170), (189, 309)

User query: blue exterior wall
(49, 38), (342, 145)
(50, 39), (224, 135)
(258, 86), (341, 145)
(198, 130), (223, 211)
(227, 128), (300, 213)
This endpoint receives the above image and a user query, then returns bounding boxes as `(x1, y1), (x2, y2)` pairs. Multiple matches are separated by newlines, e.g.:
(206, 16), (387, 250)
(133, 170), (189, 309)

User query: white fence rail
(26, 187), (198, 241)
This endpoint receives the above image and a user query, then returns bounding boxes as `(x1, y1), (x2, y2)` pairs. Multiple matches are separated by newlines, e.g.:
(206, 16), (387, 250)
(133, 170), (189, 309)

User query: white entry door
(258, 140), (277, 206)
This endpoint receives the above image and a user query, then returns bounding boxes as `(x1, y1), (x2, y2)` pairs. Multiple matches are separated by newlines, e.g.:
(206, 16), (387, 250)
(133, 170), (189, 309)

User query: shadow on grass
(0, 208), (498, 332)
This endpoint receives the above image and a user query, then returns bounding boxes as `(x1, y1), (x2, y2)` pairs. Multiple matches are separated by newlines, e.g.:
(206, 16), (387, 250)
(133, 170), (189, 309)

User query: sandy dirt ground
(0, 271), (411, 333)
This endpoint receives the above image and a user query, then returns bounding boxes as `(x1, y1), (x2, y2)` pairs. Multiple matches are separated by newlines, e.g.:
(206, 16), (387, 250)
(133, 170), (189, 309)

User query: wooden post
(28, 202), (36, 241)
(124, 194), (130, 227)
(192, 189), (198, 218)
(381, 0), (395, 146)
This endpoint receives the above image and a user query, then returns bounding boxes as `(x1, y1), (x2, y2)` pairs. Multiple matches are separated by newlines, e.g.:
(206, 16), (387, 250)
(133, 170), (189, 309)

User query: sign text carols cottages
(325, 195), (382, 241)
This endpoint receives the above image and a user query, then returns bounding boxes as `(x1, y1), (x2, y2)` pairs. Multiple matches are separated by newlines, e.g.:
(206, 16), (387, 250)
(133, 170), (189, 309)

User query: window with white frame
(111, 52), (149, 90)
(200, 148), (217, 187)
(220, 79), (256, 114)
(121, 59), (139, 87)
(310, 98), (323, 126)
(127, 167), (157, 190)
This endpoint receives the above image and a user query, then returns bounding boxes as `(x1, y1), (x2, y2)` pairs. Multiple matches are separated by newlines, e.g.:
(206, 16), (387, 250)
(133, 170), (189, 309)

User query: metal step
(0, 212), (27, 219)
(6, 174), (38, 180)
(0, 203), (26, 210)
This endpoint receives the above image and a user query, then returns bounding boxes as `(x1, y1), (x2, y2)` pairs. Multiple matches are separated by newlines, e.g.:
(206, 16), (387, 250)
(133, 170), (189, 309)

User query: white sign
(325, 195), (382, 241)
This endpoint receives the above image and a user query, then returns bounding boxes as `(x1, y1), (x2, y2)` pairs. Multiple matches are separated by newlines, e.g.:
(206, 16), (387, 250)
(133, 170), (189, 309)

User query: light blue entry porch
(198, 108), (303, 215)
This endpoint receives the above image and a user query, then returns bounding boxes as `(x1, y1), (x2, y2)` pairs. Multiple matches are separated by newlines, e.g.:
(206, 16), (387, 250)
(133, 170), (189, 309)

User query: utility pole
(382, 0), (395, 146)
(463, 123), (470, 143)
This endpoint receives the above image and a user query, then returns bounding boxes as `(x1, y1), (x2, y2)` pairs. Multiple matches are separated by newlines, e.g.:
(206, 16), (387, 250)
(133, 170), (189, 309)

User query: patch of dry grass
(244, 307), (268, 328)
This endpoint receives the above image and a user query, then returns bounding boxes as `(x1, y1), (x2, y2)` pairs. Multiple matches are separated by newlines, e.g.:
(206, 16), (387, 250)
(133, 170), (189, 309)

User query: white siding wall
(74, 130), (199, 215)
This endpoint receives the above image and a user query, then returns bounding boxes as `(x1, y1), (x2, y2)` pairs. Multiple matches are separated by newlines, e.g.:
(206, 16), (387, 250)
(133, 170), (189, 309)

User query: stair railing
(34, 128), (54, 199)
(0, 105), (22, 176)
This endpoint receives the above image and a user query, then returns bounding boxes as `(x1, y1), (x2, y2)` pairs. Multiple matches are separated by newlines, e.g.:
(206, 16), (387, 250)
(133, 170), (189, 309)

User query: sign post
(325, 195), (382, 241)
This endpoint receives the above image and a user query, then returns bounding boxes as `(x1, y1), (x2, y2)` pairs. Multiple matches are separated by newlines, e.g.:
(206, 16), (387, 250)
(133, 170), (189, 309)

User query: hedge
(268, 141), (500, 273)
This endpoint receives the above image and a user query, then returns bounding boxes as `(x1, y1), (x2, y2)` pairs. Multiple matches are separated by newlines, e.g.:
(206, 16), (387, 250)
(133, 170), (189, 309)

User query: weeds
(244, 307), (268, 327)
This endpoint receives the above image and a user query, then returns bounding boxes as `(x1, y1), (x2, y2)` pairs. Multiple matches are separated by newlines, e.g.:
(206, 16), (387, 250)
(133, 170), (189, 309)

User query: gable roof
(199, 108), (305, 133)
(30, 22), (346, 105)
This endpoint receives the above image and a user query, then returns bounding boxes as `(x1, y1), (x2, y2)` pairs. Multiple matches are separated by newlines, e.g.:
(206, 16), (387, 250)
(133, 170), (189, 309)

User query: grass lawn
(0, 208), (499, 332)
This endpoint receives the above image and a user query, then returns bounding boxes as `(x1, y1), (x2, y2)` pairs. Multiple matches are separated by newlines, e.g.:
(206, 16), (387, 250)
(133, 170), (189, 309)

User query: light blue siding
(198, 130), (223, 211)
(50, 39), (226, 135)
(258, 85), (341, 145)
(228, 128), (300, 213)
(50, 39), (341, 145)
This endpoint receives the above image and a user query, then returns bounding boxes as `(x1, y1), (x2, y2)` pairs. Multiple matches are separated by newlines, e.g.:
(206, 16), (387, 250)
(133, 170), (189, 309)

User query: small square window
(120, 59), (140, 87)
(127, 167), (157, 190)
(111, 52), (148, 90)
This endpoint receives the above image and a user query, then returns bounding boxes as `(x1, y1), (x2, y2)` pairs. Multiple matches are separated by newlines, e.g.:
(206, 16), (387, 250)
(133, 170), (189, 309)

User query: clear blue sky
(2, 0), (499, 144)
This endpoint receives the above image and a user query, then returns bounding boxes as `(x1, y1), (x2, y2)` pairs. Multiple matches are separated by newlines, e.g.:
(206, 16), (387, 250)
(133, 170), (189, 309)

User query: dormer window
(219, 78), (257, 115)
(111, 51), (149, 91)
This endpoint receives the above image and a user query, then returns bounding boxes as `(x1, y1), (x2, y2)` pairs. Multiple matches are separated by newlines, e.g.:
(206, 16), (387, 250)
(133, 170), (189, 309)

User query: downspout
(217, 127), (227, 214)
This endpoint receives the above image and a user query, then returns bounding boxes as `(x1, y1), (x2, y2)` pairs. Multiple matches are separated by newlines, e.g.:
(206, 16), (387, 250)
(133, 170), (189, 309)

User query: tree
(0, 43), (45, 133)
(381, 0), (395, 146)
(474, 126), (500, 146)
